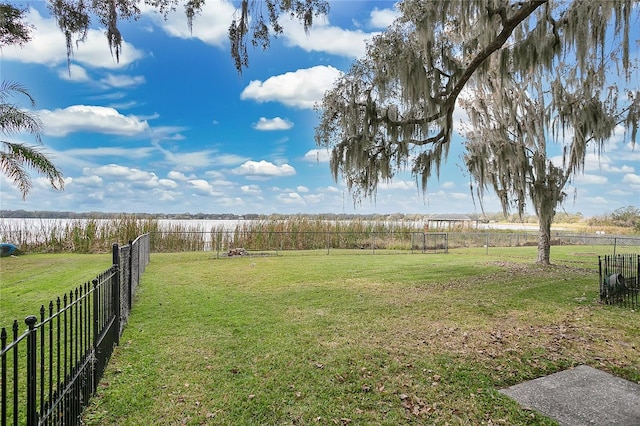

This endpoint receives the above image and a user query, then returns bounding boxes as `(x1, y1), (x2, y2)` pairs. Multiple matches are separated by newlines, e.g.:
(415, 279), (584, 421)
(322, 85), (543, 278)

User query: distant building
(425, 214), (479, 231)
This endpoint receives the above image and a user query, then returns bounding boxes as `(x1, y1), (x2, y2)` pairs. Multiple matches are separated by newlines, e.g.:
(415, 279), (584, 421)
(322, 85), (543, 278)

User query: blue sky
(0, 0), (638, 217)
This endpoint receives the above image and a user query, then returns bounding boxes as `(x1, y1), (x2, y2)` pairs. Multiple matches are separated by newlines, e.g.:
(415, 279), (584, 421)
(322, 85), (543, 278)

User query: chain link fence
(149, 230), (639, 256)
(447, 233), (639, 254)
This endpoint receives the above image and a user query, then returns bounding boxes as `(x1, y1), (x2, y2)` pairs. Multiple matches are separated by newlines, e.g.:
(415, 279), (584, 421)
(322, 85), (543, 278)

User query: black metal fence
(0, 234), (150, 426)
(599, 254), (639, 308)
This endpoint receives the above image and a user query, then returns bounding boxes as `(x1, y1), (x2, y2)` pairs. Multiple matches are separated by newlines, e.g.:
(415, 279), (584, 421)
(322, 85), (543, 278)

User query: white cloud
(276, 192), (306, 205)
(1, 8), (143, 69)
(188, 179), (213, 192)
(163, 151), (220, 169)
(233, 160), (296, 178)
(58, 64), (91, 82)
(71, 175), (104, 186)
(369, 7), (398, 28)
(581, 196), (609, 205)
(296, 186), (309, 193)
(217, 197), (246, 208)
(582, 151), (636, 174)
(280, 15), (375, 59)
(86, 164), (152, 181)
(379, 180), (415, 191)
(63, 147), (154, 158)
(108, 100), (139, 110)
(303, 149), (331, 163)
(158, 191), (178, 202)
(168, 171), (195, 181)
(622, 173), (640, 188)
(158, 179), (178, 188)
(428, 190), (470, 201)
(253, 117), (294, 131)
(152, 142), (247, 170)
(303, 193), (326, 204)
(241, 66), (343, 109)
(212, 154), (251, 166)
(607, 189), (631, 196)
(78, 164), (177, 190)
(574, 173), (608, 185)
(142, 0), (235, 47)
(449, 192), (470, 200)
(187, 179), (225, 197)
(210, 179), (235, 188)
(241, 185), (262, 195)
(39, 105), (150, 137)
(100, 74), (146, 88)
(318, 186), (340, 194)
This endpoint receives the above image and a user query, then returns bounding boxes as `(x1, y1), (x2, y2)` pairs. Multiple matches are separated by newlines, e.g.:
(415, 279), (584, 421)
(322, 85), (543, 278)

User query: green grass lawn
(0, 253), (111, 325)
(2, 248), (638, 425)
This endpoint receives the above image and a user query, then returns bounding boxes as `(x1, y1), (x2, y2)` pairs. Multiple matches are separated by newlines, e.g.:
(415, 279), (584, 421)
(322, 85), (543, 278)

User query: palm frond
(1, 141), (64, 199)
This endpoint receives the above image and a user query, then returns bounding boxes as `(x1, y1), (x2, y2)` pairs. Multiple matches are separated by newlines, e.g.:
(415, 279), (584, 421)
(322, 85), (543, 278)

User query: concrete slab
(499, 365), (640, 426)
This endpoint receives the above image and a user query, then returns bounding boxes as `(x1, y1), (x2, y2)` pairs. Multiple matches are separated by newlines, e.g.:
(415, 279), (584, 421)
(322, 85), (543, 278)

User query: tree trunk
(537, 213), (552, 265)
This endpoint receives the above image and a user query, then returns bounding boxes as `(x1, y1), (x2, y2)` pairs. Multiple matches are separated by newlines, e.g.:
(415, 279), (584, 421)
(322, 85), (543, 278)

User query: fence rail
(0, 234), (150, 426)
(149, 230), (450, 255)
(148, 230), (639, 255)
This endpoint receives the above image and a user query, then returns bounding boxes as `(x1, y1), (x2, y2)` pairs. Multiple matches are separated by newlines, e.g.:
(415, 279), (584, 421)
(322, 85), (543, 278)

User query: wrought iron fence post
(1, 326), (7, 426)
(25, 315), (38, 426)
(92, 278), (99, 391)
(128, 240), (134, 310)
(598, 256), (603, 302)
(112, 244), (121, 345)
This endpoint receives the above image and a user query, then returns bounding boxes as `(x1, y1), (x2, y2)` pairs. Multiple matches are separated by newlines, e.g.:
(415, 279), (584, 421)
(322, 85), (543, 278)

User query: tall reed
(221, 217), (424, 252)
(0, 217), (158, 254)
(1, 216), (430, 254)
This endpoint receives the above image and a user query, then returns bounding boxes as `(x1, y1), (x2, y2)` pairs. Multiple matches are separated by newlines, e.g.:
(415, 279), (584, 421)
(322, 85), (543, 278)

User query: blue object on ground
(0, 243), (19, 257)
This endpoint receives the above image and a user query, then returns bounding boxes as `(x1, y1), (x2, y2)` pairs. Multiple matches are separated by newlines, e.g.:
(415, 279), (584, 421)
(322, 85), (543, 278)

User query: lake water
(0, 217), (543, 235)
(0, 218), (243, 232)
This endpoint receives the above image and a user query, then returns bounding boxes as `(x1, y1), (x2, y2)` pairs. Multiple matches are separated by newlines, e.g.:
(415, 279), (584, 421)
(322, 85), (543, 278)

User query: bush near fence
(0, 235), (150, 426)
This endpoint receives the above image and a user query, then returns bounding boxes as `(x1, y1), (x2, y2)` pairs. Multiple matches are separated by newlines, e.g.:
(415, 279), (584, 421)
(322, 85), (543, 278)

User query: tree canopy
(315, 0), (639, 201)
(1, 4), (65, 198)
(461, 60), (629, 263)
(0, 81), (65, 199)
(0, 2), (33, 46)
(46, 0), (328, 72)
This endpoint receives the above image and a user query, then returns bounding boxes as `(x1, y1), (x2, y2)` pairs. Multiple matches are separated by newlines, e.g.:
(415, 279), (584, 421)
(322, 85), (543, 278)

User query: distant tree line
(1, 210), (434, 221)
(588, 206), (640, 231)
(0, 209), (587, 224)
(4, 209), (639, 231)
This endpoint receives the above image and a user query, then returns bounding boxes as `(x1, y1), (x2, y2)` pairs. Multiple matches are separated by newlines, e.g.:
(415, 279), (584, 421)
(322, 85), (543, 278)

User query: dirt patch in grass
(361, 261), (638, 387)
